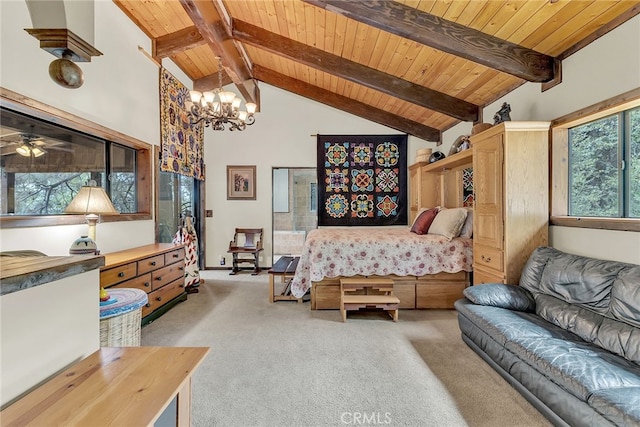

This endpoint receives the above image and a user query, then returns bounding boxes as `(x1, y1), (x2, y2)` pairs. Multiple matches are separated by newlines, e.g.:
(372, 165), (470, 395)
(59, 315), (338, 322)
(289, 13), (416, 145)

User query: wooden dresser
(100, 243), (187, 324)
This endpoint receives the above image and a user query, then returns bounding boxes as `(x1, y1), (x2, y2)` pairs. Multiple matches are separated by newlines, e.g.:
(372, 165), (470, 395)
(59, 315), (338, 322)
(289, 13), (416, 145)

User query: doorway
(157, 168), (205, 268)
(272, 167), (316, 264)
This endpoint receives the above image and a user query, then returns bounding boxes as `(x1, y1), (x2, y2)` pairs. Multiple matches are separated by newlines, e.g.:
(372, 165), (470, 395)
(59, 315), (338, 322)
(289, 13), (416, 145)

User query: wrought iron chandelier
(186, 57), (257, 131)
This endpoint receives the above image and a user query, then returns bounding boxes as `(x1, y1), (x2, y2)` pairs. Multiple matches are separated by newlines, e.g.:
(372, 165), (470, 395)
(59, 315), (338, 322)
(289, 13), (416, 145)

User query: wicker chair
(228, 228), (263, 275)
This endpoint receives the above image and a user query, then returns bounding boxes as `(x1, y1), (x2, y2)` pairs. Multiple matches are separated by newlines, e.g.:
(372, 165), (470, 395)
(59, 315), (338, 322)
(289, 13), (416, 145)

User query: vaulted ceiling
(114, 0), (640, 144)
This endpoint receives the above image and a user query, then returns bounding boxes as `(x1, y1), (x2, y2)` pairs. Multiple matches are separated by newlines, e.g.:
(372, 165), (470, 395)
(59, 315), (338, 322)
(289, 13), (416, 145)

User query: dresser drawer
(143, 278), (185, 316)
(474, 244), (503, 272)
(101, 262), (137, 288)
(137, 254), (165, 275)
(109, 273), (152, 292)
(473, 267), (506, 285)
(151, 262), (185, 291)
(164, 248), (185, 265)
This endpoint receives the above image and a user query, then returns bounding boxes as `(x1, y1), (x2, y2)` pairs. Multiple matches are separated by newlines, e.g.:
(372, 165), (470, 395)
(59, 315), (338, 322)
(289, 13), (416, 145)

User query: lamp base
(69, 235), (99, 255)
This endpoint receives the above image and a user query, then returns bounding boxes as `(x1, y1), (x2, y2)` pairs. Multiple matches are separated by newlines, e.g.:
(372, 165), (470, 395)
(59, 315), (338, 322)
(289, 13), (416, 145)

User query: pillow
(410, 208), (438, 235)
(410, 207), (430, 229)
(458, 208), (473, 239)
(463, 284), (536, 312)
(427, 207), (467, 240)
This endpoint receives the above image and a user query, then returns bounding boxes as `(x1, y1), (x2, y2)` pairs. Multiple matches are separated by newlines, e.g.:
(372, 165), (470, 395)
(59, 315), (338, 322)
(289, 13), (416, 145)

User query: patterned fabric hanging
(159, 67), (205, 180)
(317, 134), (408, 226)
(172, 215), (200, 293)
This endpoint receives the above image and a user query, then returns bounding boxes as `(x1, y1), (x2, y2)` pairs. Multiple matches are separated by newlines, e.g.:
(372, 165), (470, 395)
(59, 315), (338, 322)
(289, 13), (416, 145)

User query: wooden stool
(340, 278), (399, 322)
(268, 256), (301, 303)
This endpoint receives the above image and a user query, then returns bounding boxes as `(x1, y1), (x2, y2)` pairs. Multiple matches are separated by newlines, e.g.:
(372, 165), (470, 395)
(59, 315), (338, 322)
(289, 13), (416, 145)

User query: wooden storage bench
(340, 278), (400, 322)
(268, 256), (301, 303)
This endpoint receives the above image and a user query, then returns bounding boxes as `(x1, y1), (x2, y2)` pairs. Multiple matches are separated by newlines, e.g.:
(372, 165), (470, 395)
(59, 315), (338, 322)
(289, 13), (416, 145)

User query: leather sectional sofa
(455, 246), (640, 426)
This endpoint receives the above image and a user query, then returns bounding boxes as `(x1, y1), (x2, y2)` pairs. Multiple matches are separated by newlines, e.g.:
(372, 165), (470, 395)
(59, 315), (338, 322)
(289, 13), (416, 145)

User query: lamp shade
(64, 185), (119, 215)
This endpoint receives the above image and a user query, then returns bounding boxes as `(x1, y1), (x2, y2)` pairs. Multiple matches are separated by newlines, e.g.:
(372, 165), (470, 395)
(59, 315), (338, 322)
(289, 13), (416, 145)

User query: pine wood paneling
(112, 0), (640, 138)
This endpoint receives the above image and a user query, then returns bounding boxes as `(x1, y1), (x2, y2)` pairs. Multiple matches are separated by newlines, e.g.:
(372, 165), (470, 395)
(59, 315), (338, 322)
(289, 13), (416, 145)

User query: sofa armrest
(463, 283), (536, 312)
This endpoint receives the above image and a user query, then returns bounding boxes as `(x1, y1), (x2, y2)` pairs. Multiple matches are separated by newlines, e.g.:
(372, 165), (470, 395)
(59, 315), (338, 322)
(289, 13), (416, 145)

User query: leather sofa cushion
(610, 267), (640, 328)
(463, 283), (536, 312)
(507, 335), (640, 402)
(589, 387), (640, 426)
(536, 294), (640, 364)
(455, 300), (581, 346)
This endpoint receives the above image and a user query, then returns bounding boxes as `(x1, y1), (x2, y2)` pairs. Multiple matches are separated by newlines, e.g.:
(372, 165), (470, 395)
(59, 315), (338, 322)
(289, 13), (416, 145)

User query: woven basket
(100, 308), (142, 347)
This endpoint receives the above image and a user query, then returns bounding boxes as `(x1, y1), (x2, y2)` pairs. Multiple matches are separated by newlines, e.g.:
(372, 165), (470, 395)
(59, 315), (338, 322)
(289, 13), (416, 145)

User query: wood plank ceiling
(114, 0), (640, 144)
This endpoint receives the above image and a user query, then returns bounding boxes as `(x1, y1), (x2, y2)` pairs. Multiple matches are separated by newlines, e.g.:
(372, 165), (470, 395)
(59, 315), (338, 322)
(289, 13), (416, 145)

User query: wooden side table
(0, 346), (210, 427)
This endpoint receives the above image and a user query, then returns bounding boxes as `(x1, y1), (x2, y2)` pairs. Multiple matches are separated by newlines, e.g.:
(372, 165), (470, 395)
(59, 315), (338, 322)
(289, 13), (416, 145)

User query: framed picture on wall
(227, 165), (256, 200)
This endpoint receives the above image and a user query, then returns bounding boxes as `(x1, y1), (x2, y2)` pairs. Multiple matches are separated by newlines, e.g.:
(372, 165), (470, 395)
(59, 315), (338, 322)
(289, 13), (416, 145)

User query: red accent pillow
(410, 208), (438, 235)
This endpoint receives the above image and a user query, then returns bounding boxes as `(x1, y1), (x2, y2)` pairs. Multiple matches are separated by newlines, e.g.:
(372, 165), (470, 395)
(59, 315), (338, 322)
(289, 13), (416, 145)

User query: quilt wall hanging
(160, 67), (205, 180)
(317, 134), (408, 226)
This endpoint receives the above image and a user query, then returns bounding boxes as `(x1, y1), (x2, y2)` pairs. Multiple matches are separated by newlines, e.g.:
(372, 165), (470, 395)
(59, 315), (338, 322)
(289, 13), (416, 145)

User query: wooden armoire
(471, 121), (551, 285)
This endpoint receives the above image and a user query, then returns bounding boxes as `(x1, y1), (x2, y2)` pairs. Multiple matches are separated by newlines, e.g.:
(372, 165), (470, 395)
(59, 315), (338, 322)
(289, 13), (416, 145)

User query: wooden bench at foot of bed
(312, 271), (469, 310)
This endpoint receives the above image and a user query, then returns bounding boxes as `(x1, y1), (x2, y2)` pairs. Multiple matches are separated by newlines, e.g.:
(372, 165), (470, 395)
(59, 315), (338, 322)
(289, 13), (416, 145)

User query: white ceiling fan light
(16, 144), (31, 157)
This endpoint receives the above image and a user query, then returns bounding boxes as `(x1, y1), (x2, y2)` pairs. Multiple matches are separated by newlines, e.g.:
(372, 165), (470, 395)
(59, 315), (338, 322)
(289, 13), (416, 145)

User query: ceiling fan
(0, 128), (73, 158)
(15, 134), (47, 157)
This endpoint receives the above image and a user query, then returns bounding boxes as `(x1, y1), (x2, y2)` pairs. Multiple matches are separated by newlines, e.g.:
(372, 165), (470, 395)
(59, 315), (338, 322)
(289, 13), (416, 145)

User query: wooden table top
(0, 254), (104, 296)
(0, 346), (210, 427)
(102, 243), (184, 269)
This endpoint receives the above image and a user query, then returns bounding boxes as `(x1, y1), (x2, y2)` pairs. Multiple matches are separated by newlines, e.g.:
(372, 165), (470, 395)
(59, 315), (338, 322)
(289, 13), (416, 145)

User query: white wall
(202, 84), (433, 267)
(0, 0), (159, 255)
(441, 16), (640, 264)
(1, 270), (100, 406)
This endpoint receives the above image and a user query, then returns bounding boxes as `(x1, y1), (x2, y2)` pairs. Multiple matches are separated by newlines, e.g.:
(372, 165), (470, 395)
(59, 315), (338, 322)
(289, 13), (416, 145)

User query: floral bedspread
(290, 228), (473, 298)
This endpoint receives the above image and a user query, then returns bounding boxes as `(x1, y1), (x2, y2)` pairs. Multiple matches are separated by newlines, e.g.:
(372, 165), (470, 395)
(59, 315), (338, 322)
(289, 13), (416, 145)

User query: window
(551, 89), (640, 231)
(0, 89), (152, 228)
(0, 108), (138, 215)
(568, 108), (639, 218)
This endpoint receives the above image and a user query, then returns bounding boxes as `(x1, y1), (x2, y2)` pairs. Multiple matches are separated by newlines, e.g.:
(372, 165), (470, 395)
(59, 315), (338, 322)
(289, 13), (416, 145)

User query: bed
(290, 227), (473, 309)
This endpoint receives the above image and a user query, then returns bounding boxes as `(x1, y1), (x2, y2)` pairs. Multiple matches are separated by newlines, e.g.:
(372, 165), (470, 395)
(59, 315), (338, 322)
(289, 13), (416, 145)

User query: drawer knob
(173, 254), (179, 258)
(179, 284), (184, 288)
(150, 261), (156, 266)
(144, 282), (150, 288)
(481, 255), (492, 263)
(145, 303), (151, 308)
(155, 276), (162, 281)
(118, 272), (125, 277)
(156, 296), (162, 302)
(179, 267), (184, 271)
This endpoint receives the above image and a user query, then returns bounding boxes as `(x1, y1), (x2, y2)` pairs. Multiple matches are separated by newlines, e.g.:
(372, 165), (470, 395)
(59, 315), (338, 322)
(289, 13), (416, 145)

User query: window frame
(0, 87), (152, 229)
(550, 87), (640, 232)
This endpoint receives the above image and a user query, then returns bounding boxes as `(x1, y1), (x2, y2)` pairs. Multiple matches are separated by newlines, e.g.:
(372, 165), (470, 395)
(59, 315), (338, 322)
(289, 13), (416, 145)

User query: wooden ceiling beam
(253, 65), (441, 144)
(152, 26), (205, 59)
(233, 20), (477, 123)
(193, 72), (233, 93)
(179, 0), (259, 106)
(303, 0), (557, 83)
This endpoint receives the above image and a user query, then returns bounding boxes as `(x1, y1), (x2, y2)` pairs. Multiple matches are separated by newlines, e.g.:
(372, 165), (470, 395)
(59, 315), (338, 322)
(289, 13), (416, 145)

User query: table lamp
(65, 180), (119, 247)
(65, 181), (118, 302)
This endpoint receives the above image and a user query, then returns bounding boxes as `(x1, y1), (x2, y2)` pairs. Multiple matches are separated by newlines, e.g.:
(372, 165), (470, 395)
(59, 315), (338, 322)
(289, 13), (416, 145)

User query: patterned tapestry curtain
(317, 134), (408, 226)
(159, 67), (205, 180)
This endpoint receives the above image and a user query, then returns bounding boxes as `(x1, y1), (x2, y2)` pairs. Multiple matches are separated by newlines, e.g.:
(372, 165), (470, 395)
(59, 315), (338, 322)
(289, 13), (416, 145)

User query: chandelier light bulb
(189, 90), (202, 103)
(186, 57), (257, 131)
(203, 92), (215, 104)
(245, 103), (257, 115)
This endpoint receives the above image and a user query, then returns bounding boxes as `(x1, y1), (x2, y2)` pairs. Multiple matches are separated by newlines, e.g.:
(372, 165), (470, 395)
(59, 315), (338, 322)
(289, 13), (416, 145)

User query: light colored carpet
(141, 270), (551, 427)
